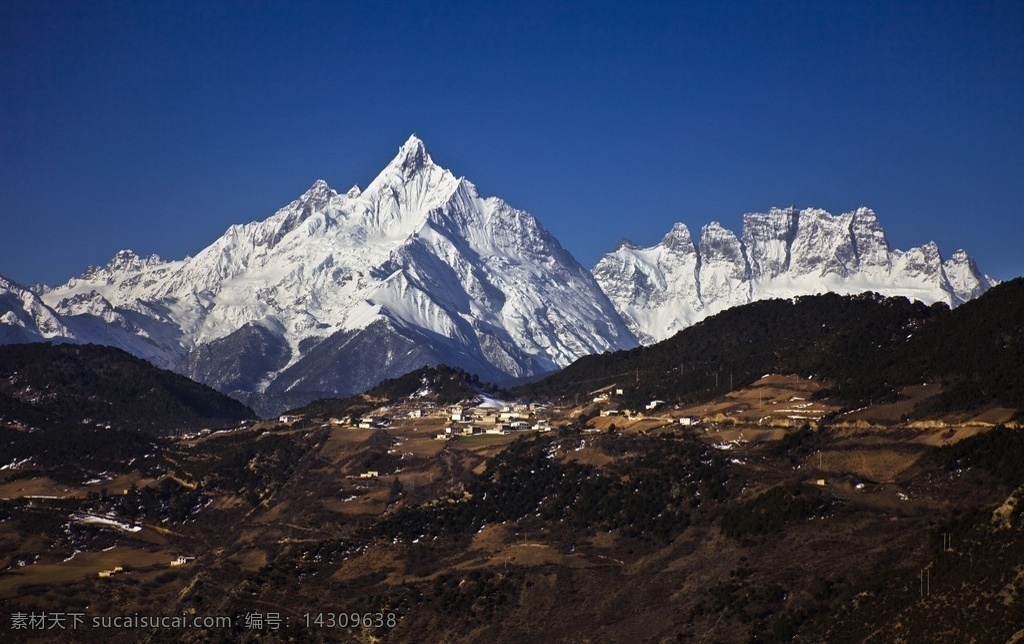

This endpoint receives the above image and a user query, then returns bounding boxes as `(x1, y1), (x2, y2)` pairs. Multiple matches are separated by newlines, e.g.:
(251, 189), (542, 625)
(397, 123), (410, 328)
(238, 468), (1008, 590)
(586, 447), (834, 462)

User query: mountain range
(0, 136), (997, 413)
(594, 208), (994, 343)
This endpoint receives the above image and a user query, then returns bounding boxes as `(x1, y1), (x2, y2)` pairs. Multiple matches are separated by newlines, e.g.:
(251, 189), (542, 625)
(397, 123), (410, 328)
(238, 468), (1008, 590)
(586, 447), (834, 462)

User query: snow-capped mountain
(0, 275), (71, 344)
(593, 207), (996, 344)
(1, 139), (999, 412)
(22, 136), (636, 413)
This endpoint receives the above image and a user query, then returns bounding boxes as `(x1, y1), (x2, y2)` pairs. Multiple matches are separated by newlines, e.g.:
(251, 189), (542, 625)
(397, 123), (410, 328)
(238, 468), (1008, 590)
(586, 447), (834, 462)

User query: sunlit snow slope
(593, 207), (996, 344)
(26, 136), (636, 413)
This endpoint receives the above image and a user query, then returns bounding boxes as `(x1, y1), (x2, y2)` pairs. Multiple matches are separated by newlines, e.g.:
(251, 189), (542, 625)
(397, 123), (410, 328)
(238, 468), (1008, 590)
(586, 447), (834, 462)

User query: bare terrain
(1, 378), (1022, 643)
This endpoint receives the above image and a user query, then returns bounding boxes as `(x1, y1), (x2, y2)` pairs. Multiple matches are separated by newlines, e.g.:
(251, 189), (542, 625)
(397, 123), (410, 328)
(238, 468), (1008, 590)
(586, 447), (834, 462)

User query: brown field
(677, 374), (840, 427)
(813, 447), (923, 483)
(0, 548), (174, 593)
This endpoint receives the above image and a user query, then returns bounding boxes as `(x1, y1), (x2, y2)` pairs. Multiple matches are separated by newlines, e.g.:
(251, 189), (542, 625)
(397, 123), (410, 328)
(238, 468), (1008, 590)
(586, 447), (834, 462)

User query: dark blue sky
(2, 0), (1022, 286)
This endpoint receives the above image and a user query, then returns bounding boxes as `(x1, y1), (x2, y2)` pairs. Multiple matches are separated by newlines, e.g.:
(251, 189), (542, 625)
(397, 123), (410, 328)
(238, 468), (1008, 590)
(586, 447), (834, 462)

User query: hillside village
(274, 368), (1015, 442)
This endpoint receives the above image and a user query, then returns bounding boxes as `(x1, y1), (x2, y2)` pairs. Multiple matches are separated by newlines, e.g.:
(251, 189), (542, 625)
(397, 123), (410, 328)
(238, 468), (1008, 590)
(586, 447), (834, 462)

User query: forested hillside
(0, 343), (255, 435)
(516, 280), (1024, 417)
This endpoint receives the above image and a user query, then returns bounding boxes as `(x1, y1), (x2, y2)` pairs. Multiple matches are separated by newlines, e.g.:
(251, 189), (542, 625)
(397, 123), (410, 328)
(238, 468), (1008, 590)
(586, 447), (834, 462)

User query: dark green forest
(0, 343), (255, 435)
(515, 279), (1024, 417)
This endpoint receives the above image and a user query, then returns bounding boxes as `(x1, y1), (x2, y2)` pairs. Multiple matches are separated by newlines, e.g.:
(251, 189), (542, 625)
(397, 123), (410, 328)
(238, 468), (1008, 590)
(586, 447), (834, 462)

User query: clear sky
(2, 0), (1022, 286)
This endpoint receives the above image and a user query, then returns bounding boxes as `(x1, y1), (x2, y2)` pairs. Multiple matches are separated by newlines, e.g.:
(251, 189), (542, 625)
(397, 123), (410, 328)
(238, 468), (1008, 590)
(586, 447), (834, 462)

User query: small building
(646, 400), (665, 411)
(678, 417), (699, 426)
(600, 407), (620, 417)
(278, 415), (302, 424)
(360, 471), (380, 479)
(170, 556), (194, 567)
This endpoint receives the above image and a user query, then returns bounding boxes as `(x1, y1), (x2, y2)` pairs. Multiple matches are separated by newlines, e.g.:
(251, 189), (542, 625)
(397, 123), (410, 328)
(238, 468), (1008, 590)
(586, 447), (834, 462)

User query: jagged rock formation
(593, 207), (995, 343)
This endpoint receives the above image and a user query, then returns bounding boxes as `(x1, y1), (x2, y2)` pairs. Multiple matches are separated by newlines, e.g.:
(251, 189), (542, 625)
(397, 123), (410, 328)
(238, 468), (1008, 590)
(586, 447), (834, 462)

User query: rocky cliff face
(593, 207), (996, 344)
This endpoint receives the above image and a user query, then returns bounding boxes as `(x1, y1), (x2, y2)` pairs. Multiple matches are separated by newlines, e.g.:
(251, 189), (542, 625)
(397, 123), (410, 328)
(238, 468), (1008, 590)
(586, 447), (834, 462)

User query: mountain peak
(300, 179), (334, 202)
(659, 222), (695, 253)
(104, 250), (148, 273)
(393, 134), (433, 177)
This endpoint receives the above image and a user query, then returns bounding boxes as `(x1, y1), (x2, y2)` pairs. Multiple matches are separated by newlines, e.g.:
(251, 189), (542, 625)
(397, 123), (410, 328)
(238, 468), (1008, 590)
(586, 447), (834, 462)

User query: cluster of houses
(589, 386), (704, 428)
(591, 387), (670, 416)
(276, 399), (556, 441)
(272, 387), (707, 438)
(435, 403), (551, 440)
(280, 413), (392, 429)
